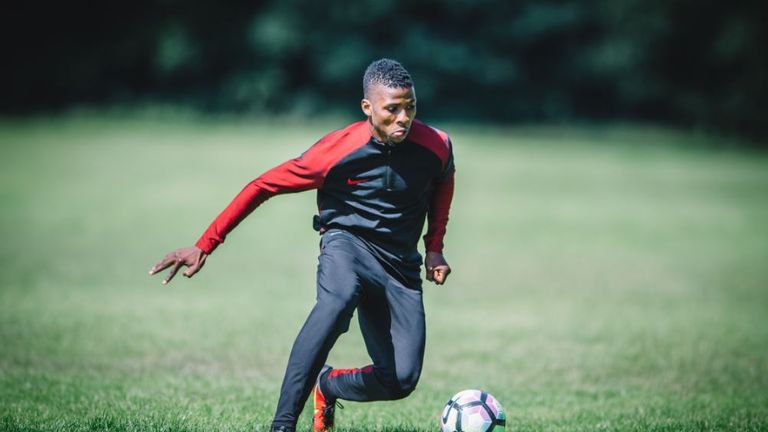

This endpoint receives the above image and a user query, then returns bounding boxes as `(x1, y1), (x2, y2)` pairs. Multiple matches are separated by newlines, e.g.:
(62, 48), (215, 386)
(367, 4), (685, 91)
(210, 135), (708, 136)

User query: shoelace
(324, 400), (344, 416)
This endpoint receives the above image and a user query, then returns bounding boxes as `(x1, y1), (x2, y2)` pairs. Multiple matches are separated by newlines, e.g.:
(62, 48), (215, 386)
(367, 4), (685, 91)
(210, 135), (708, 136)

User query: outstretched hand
(149, 246), (208, 285)
(425, 251), (451, 285)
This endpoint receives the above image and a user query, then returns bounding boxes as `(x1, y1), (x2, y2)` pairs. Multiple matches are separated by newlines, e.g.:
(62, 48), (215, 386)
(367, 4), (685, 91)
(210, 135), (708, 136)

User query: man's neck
(367, 122), (394, 146)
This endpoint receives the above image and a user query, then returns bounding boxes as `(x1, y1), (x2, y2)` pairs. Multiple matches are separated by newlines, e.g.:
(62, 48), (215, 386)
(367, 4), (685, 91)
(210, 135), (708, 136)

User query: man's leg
(271, 232), (363, 430)
(321, 263), (425, 402)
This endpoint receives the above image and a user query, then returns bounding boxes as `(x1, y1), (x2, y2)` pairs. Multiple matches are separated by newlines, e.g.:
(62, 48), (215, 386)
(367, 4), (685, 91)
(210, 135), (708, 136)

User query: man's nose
(396, 109), (411, 125)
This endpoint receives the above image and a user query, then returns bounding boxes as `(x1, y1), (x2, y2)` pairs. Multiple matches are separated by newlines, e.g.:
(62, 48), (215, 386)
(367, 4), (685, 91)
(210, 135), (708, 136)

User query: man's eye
(386, 107), (397, 113)
(406, 105), (416, 111)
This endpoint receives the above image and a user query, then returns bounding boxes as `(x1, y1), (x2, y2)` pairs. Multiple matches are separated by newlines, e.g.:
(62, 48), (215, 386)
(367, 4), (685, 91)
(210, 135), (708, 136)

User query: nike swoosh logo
(346, 178), (370, 185)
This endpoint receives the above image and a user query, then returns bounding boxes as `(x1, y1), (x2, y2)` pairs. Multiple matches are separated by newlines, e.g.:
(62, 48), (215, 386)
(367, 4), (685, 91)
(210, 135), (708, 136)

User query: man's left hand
(425, 251), (451, 285)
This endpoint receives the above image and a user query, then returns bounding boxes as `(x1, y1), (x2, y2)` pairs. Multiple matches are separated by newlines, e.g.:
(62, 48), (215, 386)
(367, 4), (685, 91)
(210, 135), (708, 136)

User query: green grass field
(1, 115), (766, 431)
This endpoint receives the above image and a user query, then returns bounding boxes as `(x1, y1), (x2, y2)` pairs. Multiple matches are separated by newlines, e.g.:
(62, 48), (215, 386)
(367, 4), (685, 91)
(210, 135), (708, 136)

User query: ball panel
(454, 389), (483, 405)
(461, 404), (492, 432)
(440, 399), (460, 432)
(485, 393), (504, 418)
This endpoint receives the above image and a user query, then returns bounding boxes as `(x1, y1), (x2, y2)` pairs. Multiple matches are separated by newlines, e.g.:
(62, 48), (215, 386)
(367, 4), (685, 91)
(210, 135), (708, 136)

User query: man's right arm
(148, 155), (324, 285)
(193, 124), (370, 255)
(194, 155), (325, 254)
(148, 122), (370, 285)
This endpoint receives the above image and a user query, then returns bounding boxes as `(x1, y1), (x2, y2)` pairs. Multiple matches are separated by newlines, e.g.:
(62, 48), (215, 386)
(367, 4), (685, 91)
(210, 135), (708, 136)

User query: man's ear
(361, 98), (372, 117)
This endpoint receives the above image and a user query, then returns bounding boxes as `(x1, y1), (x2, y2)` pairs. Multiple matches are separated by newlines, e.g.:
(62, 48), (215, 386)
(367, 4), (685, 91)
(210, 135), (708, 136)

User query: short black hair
(363, 58), (413, 98)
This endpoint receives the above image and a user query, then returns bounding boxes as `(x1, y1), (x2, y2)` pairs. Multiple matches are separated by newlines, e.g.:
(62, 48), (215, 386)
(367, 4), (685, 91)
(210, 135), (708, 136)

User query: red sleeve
(195, 121), (370, 254)
(423, 169), (455, 253)
(410, 122), (455, 254)
(194, 156), (322, 254)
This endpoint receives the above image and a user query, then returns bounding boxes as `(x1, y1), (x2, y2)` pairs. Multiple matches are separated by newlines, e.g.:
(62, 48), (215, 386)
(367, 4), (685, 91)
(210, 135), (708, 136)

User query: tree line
(4, 0), (767, 139)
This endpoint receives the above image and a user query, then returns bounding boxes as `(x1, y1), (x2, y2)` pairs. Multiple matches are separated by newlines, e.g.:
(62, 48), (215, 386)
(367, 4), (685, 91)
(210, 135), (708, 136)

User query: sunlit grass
(1, 114), (766, 431)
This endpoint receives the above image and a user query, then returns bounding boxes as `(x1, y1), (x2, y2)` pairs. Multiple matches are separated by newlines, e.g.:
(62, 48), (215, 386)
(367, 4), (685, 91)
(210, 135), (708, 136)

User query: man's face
(361, 84), (417, 144)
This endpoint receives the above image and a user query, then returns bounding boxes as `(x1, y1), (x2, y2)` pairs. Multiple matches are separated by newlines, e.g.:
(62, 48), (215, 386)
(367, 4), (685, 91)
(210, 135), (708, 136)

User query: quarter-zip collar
(370, 135), (398, 149)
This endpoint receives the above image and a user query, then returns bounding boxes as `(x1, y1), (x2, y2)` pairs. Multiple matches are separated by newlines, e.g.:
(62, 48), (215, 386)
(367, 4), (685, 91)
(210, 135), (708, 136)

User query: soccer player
(149, 58), (455, 432)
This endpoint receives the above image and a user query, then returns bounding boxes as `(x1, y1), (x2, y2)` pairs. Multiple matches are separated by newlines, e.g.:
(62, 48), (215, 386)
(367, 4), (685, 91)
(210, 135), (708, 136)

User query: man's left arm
(423, 149), (455, 285)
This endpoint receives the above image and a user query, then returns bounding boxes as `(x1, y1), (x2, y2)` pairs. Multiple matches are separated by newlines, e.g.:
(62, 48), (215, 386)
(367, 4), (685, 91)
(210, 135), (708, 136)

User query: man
(149, 59), (455, 432)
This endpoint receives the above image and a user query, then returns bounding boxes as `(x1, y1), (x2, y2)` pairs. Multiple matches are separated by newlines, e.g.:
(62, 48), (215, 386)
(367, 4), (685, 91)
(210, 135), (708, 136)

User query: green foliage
(5, 1), (768, 138)
(0, 115), (767, 430)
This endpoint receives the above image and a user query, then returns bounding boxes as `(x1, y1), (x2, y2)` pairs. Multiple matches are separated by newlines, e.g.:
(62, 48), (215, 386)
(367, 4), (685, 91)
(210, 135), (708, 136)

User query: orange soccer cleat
(312, 365), (339, 432)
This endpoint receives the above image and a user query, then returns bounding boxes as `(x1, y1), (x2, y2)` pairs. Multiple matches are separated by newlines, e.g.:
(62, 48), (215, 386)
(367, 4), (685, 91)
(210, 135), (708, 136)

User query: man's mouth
(391, 129), (408, 137)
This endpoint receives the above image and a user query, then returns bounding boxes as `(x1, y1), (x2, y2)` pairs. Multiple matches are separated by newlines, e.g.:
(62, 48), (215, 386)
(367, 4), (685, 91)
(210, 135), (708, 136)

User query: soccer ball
(440, 389), (506, 432)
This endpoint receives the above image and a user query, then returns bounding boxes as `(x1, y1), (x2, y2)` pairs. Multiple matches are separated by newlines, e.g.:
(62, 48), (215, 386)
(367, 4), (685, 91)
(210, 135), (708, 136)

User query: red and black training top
(195, 119), (455, 262)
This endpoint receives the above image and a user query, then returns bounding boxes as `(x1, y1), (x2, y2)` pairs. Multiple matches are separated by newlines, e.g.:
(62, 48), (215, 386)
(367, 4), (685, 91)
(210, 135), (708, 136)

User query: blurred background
(3, 0), (768, 139)
(2, 1), (767, 431)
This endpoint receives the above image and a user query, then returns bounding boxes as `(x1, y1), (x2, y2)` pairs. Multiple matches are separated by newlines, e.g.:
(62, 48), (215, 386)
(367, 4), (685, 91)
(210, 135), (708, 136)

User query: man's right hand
(149, 246), (208, 285)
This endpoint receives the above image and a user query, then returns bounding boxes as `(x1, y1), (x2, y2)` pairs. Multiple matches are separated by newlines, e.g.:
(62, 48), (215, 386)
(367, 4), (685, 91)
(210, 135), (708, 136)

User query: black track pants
(271, 229), (425, 428)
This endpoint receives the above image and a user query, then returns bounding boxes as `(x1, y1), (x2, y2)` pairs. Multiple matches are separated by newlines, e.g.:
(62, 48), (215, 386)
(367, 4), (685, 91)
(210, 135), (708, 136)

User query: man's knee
(377, 366), (421, 400)
(394, 367), (421, 398)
